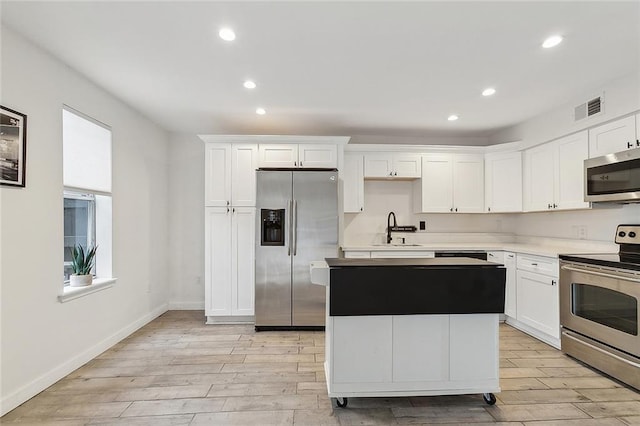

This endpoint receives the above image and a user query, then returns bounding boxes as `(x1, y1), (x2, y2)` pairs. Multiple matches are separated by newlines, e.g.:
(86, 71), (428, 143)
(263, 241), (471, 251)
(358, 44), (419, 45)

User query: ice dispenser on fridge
(261, 209), (285, 246)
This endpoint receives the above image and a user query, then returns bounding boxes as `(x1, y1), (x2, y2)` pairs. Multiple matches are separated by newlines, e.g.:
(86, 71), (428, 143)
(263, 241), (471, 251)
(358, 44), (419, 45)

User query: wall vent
(574, 94), (604, 121)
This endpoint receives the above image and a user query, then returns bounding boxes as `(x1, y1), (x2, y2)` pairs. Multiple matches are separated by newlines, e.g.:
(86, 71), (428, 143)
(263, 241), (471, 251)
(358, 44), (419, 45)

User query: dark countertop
(326, 257), (502, 268)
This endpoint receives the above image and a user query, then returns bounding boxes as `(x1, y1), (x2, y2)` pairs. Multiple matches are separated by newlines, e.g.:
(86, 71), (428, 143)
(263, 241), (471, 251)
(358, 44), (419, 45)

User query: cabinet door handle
(360, 207), (363, 211)
(227, 207), (230, 213)
(551, 280), (557, 285)
(294, 161), (297, 167)
(455, 208), (458, 212)
(232, 207), (235, 213)
(628, 142), (634, 149)
(488, 206), (491, 212)
(389, 171), (393, 176)
(553, 203), (558, 209)
(636, 139), (640, 147)
(227, 200), (230, 206)
(548, 203), (552, 209)
(450, 207), (453, 212)
(531, 263), (538, 266)
(394, 171), (397, 176)
(300, 162), (303, 167)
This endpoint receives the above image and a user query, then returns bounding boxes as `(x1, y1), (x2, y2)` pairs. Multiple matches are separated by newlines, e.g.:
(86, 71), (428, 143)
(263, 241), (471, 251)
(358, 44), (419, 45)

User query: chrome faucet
(386, 211), (397, 244)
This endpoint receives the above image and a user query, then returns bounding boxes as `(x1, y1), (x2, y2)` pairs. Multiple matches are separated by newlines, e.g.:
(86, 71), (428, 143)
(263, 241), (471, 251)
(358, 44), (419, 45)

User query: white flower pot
(70, 274), (93, 287)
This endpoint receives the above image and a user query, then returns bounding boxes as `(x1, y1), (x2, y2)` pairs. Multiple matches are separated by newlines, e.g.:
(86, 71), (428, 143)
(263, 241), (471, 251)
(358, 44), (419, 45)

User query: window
(63, 191), (96, 281)
(62, 107), (112, 287)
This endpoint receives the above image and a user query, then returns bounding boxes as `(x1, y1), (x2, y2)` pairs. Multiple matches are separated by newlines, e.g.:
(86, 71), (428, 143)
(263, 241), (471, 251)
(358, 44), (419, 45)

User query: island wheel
(483, 393), (496, 405)
(336, 397), (348, 408)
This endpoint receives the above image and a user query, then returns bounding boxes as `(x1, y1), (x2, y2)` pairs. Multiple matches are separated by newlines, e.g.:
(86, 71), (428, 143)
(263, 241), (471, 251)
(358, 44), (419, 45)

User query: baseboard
(505, 317), (560, 349)
(168, 301), (205, 310)
(0, 303), (169, 416)
(206, 315), (254, 324)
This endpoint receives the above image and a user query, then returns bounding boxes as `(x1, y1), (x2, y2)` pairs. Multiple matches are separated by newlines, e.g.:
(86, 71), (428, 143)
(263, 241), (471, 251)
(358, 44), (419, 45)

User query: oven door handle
(561, 265), (640, 283)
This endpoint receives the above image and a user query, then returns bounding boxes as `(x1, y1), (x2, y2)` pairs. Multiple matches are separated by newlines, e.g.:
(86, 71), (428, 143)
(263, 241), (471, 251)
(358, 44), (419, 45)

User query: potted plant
(69, 244), (97, 287)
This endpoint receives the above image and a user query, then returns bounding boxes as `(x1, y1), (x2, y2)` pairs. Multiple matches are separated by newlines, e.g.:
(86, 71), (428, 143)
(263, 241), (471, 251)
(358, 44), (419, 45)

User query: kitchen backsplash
(343, 180), (640, 246)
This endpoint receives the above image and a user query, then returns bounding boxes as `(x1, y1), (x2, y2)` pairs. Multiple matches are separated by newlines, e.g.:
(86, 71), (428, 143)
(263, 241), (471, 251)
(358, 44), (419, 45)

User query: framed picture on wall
(1, 105), (27, 187)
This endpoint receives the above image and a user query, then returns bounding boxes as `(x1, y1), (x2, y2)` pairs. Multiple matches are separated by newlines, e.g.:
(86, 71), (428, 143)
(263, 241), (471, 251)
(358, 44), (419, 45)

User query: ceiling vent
(574, 94), (604, 121)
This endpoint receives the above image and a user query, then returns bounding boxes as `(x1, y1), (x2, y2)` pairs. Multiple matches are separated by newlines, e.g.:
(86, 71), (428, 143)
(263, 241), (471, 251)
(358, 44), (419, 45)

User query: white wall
(168, 133), (205, 309)
(0, 27), (171, 414)
(490, 72), (640, 148)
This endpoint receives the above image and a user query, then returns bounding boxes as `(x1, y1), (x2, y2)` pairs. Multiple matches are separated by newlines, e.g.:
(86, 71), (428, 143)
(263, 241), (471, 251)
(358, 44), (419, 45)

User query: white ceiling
(1, 1), (639, 144)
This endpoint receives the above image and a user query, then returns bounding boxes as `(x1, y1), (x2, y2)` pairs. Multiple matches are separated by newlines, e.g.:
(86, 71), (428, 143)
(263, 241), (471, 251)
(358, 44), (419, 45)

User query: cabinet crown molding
(198, 135), (350, 145)
(345, 143), (520, 154)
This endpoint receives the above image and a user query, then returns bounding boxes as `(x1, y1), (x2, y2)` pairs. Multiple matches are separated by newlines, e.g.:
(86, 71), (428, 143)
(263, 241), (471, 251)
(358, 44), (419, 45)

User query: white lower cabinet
(329, 314), (499, 395)
(487, 251), (517, 320)
(205, 207), (255, 318)
(333, 316), (392, 384)
(515, 254), (560, 347)
(503, 252), (517, 319)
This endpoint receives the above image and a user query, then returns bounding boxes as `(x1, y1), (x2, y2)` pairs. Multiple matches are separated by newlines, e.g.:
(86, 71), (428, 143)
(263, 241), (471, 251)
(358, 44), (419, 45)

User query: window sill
(58, 278), (117, 303)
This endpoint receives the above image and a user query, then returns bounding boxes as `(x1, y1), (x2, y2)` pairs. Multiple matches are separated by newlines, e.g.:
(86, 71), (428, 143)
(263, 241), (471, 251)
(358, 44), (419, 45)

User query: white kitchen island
(312, 257), (506, 408)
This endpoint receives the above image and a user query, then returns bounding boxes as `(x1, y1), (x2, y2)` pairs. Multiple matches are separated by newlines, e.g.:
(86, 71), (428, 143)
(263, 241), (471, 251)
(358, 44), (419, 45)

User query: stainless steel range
(559, 224), (640, 390)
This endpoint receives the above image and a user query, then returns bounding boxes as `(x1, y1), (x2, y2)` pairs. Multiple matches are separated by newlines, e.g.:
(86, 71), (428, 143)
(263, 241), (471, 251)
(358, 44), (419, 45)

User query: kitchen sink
(371, 243), (423, 247)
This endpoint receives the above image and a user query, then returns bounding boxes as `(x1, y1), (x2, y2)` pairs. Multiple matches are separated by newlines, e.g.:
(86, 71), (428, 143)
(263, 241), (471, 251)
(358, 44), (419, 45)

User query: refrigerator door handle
(288, 199), (293, 256)
(293, 200), (298, 256)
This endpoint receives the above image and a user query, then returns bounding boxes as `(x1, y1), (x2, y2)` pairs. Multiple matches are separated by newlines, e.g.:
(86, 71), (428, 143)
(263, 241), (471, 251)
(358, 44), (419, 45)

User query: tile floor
(2, 310), (640, 425)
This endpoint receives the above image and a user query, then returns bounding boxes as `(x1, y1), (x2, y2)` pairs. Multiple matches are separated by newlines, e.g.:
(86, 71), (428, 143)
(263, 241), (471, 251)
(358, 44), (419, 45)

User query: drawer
(487, 251), (504, 263)
(370, 251), (435, 258)
(344, 251), (371, 259)
(516, 253), (558, 277)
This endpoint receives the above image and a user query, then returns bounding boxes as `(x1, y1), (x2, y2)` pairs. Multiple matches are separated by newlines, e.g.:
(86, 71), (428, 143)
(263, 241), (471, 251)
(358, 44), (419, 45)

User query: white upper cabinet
(364, 153), (421, 178)
(343, 153), (365, 213)
(484, 151), (522, 213)
(415, 154), (484, 213)
(258, 144), (337, 168)
(205, 144), (232, 207)
(525, 143), (556, 211)
(555, 132), (589, 210)
(588, 115), (638, 158)
(231, 144), (258, 206)
(298, 144), (338, 168)
(524, 131), (589, 211)
(453, 155), (485, 213)
(416, 154), (453, 212)
(205, 143), (257, 207)
(258, 144), (299, 168)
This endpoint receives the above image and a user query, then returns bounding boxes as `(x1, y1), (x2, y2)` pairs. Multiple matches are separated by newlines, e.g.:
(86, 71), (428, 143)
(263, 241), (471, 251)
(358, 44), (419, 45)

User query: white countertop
(341, 242), (611, 258)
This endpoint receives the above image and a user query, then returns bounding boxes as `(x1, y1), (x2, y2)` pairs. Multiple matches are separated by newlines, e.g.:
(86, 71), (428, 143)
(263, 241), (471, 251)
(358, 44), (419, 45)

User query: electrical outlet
(577, 225), (587, 240)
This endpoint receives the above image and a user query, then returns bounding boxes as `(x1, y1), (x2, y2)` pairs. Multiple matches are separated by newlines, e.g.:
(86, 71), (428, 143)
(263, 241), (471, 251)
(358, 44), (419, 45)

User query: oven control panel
(615, 225), (640, 244)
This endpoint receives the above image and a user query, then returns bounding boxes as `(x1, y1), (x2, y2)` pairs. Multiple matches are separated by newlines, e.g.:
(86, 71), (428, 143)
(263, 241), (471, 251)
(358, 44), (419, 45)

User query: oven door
(560, 261), (640, 357)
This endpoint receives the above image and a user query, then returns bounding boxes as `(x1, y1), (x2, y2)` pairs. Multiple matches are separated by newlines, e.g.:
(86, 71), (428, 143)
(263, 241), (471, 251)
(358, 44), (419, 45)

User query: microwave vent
(574, 95), (603, 121)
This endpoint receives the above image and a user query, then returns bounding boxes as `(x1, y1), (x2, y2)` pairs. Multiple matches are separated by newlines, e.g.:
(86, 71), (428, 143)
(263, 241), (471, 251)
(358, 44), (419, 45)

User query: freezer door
(255, 171), (292, 326)
(292, 171), (338, 326)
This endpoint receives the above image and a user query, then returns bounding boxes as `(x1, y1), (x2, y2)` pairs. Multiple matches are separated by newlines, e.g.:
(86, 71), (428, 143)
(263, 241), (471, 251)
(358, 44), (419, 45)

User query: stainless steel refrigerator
(255, 169), (338, 330)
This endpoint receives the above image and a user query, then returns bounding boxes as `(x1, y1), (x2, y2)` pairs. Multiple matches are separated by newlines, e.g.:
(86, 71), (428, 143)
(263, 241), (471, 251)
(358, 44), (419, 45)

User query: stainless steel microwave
(584, 147), (640, 203)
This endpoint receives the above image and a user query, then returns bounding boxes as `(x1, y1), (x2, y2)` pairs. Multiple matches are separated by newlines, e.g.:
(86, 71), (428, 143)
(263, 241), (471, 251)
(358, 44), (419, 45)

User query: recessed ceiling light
(256, 108), (266, 115)
(244, 80), (257, 89)
(482, 88), (496, 97)
(448, 114), (459, 121)
(219, 28), (236, 41)
(542, 35), (563, 48)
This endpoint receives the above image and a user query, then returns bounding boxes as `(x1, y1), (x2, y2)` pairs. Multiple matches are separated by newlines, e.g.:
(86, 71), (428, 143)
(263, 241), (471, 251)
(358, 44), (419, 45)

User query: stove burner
(559, 225), (640, 271)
